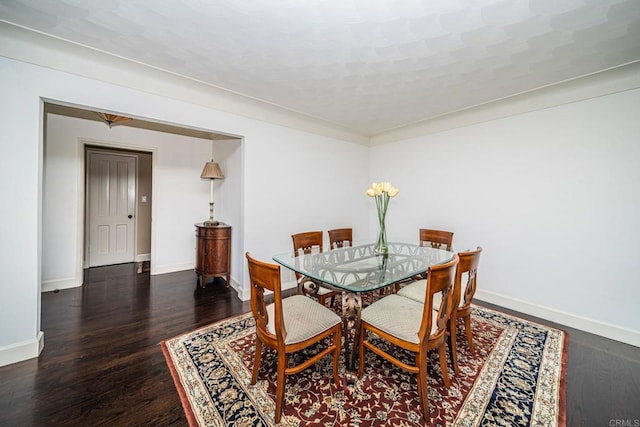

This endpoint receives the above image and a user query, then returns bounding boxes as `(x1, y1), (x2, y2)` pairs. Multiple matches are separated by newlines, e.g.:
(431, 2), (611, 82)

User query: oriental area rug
(161, 305), (567, 426)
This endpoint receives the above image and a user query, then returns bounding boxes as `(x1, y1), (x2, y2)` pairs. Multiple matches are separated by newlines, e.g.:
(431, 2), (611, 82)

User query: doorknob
(128, 214), (133, 219)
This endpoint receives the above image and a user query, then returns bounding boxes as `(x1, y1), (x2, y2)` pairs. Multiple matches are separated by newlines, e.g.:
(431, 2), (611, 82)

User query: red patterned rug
(161, 304), (567, 426)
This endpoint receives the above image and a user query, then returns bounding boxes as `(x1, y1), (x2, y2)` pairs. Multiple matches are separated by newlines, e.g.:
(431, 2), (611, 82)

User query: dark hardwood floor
(0, 263), (249, 426)
(0, 263), (638, 426)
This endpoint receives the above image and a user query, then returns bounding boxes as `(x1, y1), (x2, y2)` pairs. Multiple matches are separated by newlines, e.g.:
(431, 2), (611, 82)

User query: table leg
(341, 291), (362, 383)
(297, 276), (363, 383)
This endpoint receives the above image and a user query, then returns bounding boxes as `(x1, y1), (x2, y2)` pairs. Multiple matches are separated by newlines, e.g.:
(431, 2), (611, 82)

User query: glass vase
(375, 215), (388, 255)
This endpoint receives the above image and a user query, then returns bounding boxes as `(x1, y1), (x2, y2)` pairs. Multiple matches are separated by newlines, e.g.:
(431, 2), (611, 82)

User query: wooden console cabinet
(195, 223), (231, 287)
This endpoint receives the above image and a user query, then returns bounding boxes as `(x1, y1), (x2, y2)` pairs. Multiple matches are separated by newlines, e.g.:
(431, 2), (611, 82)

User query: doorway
(41, 102), (241, 292)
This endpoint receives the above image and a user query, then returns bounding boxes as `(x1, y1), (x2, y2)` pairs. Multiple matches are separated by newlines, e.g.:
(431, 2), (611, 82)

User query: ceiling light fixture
(95, 112), (133, 128)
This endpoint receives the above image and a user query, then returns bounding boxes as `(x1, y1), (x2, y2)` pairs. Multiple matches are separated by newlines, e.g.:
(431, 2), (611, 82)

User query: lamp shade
(200, 162), (224, 179)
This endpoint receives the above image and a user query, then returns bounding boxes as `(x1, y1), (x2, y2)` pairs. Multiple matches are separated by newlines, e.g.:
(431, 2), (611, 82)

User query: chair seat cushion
(361, 294), (437, 344)
(267, 295), (341, 344)
(398, 280), (459, 310)
(397, 279), (427, 303)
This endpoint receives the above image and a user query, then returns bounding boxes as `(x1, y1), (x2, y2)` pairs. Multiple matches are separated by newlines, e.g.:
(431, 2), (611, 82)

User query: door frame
(75, 138), (156, 282)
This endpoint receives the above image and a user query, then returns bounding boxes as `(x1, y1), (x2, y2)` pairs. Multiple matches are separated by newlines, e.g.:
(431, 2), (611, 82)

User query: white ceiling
(2, 0), (640, 136)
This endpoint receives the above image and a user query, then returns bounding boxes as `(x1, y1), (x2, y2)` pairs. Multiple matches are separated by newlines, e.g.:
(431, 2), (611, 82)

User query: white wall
(241, 124), (371, 298)
(0, 59), (43, 366)
(0, 56), (369, 366)
(370, 88), (640, 346)
(212, 138), (243, 290)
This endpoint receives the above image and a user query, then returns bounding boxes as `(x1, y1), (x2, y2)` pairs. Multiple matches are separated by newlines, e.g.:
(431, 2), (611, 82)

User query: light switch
(141, 195), (148, 203)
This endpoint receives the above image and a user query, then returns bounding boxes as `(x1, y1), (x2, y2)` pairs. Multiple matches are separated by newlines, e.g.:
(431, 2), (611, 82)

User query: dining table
(272, 242), (455, 380)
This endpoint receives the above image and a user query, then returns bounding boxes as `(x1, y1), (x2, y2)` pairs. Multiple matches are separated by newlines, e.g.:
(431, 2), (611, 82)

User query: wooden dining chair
(391, 228), (455, 293)
(291, 231), (340, 307)
(420, 228), (454, 251)
(358, 255), (459, 419)
(328, 228), (353, 249)
(397, 247), (482, 374)
(246, 252), (342, 423)
(450, 247), (482, 365)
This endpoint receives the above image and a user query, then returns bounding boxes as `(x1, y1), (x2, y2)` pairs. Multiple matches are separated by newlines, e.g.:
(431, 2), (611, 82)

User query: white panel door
(88, 151), (136, 267)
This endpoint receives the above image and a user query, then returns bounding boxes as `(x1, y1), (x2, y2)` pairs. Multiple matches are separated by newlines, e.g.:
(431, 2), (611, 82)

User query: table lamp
(200, 160), (224, 225)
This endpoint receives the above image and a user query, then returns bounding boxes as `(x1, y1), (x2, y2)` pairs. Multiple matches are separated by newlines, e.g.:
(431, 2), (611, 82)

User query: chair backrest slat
(246, 252), (286, 343)
(419, 255), (458, 343)
(419, 229), (454, 251)
(291, 231), (323, 280)
(328, 228), (353, 249)
(292, 231), (323, 255)
(454, 247), (482, 310)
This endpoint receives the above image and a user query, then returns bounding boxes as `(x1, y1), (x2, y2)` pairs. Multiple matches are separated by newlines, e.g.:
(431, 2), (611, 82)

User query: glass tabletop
(272, 242), (455, 293)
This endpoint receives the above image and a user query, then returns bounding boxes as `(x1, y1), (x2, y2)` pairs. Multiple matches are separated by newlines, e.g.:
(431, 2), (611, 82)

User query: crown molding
(370, 61), (640, 145)
(0, 21), (369, 145)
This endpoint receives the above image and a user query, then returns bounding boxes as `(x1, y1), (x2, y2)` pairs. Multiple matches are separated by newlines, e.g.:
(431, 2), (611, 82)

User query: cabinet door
(203, 237), (229, 274)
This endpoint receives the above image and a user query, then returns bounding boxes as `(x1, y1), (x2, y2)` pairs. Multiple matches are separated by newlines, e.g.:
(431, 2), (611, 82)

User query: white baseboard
(41, 277), (81, 293)
(0, 331), (44, 367)
(136, 253), (151, 262)
(229, 277), (249, 301)
(475, 289), (640, 348)
(235, 279), (297, 302)
(151, 262), (194, 275)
